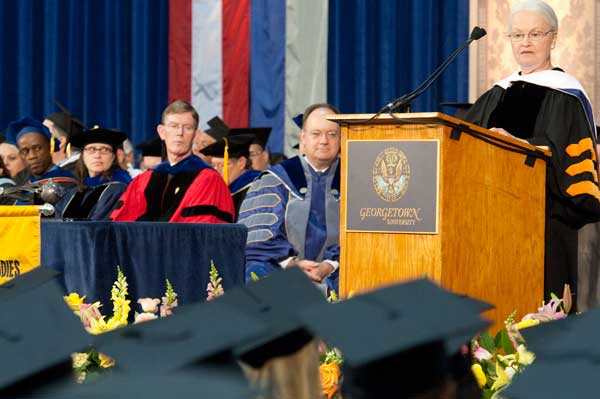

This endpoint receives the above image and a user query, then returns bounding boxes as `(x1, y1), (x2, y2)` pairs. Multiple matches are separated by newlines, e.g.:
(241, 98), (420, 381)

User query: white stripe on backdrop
(192, 0), (223, 130)
(284, 0), (329, 155)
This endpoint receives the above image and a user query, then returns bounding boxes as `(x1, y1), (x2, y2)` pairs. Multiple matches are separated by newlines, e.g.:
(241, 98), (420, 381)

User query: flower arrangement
(471, 285), (571, 398)
(64, 268), (179, 383)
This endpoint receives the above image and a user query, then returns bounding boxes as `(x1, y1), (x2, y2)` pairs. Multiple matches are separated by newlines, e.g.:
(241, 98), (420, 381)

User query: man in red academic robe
(110, 100), (234, 223)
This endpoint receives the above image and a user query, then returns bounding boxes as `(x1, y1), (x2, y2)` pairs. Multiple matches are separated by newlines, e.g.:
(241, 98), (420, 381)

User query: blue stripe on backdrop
(0, 0), (168, 147)
(327, 0), (470, 115)
(249, 0), (286, 153)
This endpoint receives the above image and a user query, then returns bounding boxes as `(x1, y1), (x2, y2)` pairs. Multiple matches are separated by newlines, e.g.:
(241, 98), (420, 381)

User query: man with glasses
(238, 103), (341, 294)
(4, 117), (77, 204)
(111, 100), (234, 223)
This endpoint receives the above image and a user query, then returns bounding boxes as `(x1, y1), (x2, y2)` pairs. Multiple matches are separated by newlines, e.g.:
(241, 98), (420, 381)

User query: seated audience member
(136, 137), (164, 171)
(194, 116), (229, 163)
(110, 100), (234, 223)
(0, 156), (16, 205)
(5, 117), (77, 204)
(200, 134), (261, 220)
(230, 127), (271, 171)
(0, 142), (26, 183)
(117, 138), (142, 178)
(43, 109), (86, 174)
(54, 128), (131, 220)
(238, 103), (341, 292)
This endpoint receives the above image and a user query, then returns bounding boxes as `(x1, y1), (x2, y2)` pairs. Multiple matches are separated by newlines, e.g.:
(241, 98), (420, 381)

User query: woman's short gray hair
(510, 0), (558, 32)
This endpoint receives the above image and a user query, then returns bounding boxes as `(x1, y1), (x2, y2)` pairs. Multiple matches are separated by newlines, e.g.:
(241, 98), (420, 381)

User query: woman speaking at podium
(465, 0), (600, 308)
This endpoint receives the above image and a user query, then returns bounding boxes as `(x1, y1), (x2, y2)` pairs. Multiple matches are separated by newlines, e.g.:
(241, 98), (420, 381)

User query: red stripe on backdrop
(169, 0), (192, 102)
(222, 0), (250, 127)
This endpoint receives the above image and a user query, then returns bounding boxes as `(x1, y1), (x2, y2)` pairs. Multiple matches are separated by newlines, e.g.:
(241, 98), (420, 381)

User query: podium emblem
(372, 147), (410, 202)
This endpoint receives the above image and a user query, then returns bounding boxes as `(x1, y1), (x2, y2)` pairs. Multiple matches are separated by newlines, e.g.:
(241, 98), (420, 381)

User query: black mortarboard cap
(504, 358), (598, 399)
(299, 279), (489, 397)
(36, 368), (256, 399)
(229, 127), (271, 149)
(95, 297), (267, 374)
(136, 137), (164, 158)
(0, 268), (89, 394)
(200, 134), (255, 159)
(214, 267), (326, 368)
(69, 127), (127, 150)
(521, 308), (600, 358)
(301, 278), (490, 366)
(47, 101), (87, 141)
(204, 116), (230, 140)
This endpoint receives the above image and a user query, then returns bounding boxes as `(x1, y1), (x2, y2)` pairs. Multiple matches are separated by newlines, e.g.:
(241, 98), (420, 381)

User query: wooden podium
(330, 113), (549, 328)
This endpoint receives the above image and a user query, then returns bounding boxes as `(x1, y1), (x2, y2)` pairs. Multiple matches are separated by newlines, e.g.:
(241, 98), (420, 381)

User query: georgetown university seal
(372, 147), (410, 202)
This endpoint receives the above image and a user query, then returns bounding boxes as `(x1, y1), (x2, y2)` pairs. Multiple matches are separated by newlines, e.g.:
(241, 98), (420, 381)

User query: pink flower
(522, 298), (567, 322)
(472, 342), (492, 361)
(206, 282), (224, 301)
(137, 298), (160, 313)
(160, 298), (178, 317)
(134, 312), (158, 324)
(79, 303), (102, 328)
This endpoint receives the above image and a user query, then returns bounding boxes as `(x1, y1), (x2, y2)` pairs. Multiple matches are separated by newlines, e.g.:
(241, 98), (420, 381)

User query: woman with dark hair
(55, 128), (131, 220)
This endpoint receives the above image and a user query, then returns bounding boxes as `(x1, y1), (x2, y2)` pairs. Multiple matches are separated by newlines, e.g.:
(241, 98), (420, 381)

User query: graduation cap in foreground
(136, 137), (164, 158)
(229, 127), (272, 150)
(204, 116), (230, 141)
(299, 279), (491, 398)
(69, 128), (127, 151)
(35, 368), (256, 399)
(504, 358), (598, 399)
(95, 297), (267, 374)
(214, 267), (327, 368)
(0, 268), (89, 396)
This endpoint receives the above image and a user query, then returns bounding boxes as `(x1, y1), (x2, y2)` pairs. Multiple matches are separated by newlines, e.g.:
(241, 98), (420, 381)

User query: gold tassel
(223, 138), (229, 185)
(65, 143), (71, 158)
(50, 137), (55, 153)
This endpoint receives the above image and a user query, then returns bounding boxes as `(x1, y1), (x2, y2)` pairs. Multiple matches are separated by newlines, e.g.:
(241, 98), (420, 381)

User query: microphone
(380, 26), (487, 113)
(38, 203), (56, 216)
(0, 179), (67, 204)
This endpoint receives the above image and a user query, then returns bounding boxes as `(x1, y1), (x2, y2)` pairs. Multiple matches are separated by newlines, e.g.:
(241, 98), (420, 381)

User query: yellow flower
(490, 362), (512, 392)
(517, 344), (535, 366)
(320, 361), (341, 399)
(71, 352), (89, 369)
(98, 353), (115, 368)
(471, 363), (487, 388)
(64, 293), (86, 312)
(514, 319), (540, 330)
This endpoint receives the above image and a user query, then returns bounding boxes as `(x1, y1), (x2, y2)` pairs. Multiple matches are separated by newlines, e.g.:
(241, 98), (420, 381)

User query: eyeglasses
(19, 145), (45, 156)
(508, 30), (554, 43)
(249, 150), (263, 158)
(84, 146), (113, 155)
(166, 123), (196, 133)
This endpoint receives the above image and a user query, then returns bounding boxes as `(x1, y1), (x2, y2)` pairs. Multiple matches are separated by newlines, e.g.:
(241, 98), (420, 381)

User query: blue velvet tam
(5, 117), (59, 152)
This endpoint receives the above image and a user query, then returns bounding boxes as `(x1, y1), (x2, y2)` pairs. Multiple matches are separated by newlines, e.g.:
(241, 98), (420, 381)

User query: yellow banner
(0, 206), (41, 284)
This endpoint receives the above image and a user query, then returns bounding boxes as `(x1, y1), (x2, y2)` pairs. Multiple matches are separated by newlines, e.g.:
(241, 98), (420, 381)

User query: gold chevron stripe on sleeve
(566, 138), (597, 162)
(565, 159), (599, 183)
(566, 181), (600, 201)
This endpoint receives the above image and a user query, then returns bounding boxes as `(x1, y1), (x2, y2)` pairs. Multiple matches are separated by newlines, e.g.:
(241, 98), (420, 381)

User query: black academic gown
(466, 70), (600, 306)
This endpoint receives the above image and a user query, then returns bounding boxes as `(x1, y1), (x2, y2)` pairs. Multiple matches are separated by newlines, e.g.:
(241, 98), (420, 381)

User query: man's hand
(296, 259), (333, 283)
